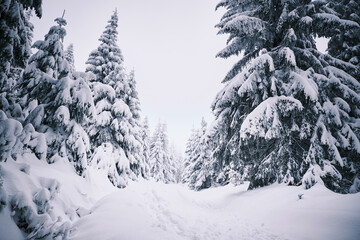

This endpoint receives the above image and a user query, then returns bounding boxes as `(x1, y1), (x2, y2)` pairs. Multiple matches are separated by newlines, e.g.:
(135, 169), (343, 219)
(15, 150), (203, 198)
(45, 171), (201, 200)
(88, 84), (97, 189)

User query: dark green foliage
(0, 0), (42, 92)
(207, 0), (360, 193)
(326, 1), (360, 66)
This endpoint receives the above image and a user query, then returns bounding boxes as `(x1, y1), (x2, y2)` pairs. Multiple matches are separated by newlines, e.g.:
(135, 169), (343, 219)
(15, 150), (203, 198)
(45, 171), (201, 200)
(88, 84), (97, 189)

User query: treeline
(0, 4), (182, 186)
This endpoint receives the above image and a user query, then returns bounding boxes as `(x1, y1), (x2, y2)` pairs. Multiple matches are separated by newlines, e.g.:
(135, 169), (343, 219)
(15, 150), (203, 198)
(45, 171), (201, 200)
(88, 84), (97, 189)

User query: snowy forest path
(68, 181), (290, 240)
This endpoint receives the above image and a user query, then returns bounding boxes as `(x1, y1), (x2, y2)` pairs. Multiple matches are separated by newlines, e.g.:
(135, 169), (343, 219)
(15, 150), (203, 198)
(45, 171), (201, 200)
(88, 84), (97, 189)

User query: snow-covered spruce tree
(170, 143), (184, 183)
(140, 117), (151, 178)
(19, 16), (69, 106)
(325, 0), (360, 73)
(65, 43), (75, 73)
(127, 70), (141, 120)
(85, 9), (124, 82)
(182, 127), (199, 184)
(0, 0), (41, 92)
(149, 122), (176, 183)
(121, 70), (146, 178)
(182, 118), (211, 190)
(19, 16), (94, 175)
(88, 62), (134, 187)
(7, 9), (36, 94)
(208, 0), (360, 193)
(298, 1), (360, 192)
(86, 10), (143, 187)
(0, 2), (41, 118)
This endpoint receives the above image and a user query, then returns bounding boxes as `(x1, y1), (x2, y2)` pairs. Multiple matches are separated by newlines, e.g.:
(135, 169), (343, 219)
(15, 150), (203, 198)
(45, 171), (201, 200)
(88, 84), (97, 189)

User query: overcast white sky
(31, 0), (236, 151)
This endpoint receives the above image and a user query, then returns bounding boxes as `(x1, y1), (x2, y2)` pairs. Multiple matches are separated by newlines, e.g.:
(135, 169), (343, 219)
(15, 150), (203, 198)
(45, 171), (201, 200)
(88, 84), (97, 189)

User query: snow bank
(0, 153), (116, 239)
(0, 116), (23, 160)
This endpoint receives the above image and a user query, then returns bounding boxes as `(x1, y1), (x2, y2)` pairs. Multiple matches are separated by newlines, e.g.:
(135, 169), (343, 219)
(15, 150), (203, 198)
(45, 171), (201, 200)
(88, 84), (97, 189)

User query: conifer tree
(170, 143), (184, 183)
(20, 16), (69, 106)
(86, 10), (143, 186)
(127, 70), (141, 120)
(140, 117), (151, 178)
(209, 0), (360, 193)
(119, 70), (144, 177)
(19, 16), (94, 175)
(326, 0), (360, 71)
(88, 61), (135, 187)
(0, 2), (41, 119)
(0, 0), (42, 93)
(86, 9), (124, 81)
(182, 127), (198, 184)
(65, 43), (75, 73)
(150, 122), (176, 183)
(182, 118), (211, 190)
(5, 9), (35, 93)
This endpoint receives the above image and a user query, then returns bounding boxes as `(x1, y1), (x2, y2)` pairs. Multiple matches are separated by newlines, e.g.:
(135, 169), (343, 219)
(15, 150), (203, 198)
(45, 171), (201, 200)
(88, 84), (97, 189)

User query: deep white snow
(69, 180), (360, 240)
(1, 154), (359, 240)
(0, 154), (116, 239)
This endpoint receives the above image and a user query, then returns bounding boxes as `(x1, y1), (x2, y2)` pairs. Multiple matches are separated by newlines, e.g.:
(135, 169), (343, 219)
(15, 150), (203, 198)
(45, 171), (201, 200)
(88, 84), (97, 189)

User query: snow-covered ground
(69, 180), (360, 240)
(0, 154), (116, 239)
(1, 154), (359, 240)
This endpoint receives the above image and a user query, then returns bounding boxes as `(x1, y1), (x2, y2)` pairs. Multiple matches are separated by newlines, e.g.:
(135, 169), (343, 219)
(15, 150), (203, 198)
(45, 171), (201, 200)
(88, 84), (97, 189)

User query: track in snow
(69, 181), (289, 240)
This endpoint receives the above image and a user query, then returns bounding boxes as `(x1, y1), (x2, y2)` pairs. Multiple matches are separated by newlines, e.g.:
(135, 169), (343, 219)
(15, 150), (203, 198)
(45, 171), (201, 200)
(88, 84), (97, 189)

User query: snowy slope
(69, 181), (360, 240)
(0, 153), (116, 239)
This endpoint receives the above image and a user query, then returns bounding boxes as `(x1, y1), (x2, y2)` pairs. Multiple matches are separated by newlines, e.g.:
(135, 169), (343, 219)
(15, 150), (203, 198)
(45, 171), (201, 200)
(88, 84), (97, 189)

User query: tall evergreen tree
(170, 142), (184, 183)
(0, 0), (42, 93)
(140, 117), (151, 178)
(182, 118), (211, 190)
(119, 70), (144, 177)
(5, 9), (35, 93)
(127, 70), (141, 120)
(65, 43), (75, 73)
(88, 61), (135, 187)
(19, 16), (69, 106)
(85, 9), (124, 81)
(150, 122), (176, 183)
(19, 16), (94, 175)
(182, 127), (198, 183)
(326, 0), (360, 72)
(86, 10), (143, 187)
(207, 0), (360, 193)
